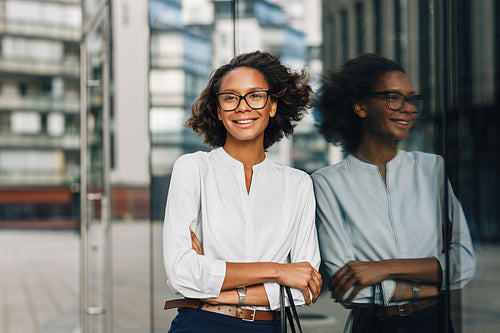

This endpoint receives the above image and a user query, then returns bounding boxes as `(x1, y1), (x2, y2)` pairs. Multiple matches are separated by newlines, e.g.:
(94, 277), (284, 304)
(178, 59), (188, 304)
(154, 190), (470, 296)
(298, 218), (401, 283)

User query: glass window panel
(11, 111), (41, 134)
(149, 107), (184, 133)
(47, 113), (65, 136)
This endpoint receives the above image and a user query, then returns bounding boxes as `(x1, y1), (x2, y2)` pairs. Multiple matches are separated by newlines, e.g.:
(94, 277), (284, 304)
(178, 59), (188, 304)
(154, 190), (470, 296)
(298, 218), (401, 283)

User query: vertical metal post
(101, 14), (113, 333)
(232, 0), (238, 57)
(79, 40), (88, 333)
(435, 0), (451, 331)
(80, 2), (112, 332)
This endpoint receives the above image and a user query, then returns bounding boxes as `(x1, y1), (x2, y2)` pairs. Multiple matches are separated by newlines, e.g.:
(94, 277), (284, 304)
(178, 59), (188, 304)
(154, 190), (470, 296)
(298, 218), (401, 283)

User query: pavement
(1, 221), (499, 333)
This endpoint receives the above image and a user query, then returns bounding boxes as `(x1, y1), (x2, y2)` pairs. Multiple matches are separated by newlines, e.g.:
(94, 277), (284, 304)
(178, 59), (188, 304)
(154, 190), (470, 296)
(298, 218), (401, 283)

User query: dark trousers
(351, 304), (454, 333)
(168, 307), (281, 333)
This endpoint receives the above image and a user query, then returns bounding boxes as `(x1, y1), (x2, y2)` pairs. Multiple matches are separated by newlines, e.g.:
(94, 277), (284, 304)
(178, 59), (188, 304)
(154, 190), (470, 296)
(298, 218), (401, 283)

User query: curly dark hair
(185, 51), (312, 150)
(316, 53), (405, 153)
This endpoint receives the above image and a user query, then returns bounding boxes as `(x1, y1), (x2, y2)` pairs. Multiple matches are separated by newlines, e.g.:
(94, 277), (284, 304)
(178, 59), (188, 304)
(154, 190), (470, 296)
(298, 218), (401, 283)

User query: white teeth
(394, 120), (410, 125)
(236, 119), (254, 124)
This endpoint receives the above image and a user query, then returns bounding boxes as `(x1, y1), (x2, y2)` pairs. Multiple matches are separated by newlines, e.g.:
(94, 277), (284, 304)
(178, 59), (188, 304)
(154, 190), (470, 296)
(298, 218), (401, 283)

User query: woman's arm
(330, 258), (441, 303)
(191, 229), (322, 305)
(391, 281), (439, 301)
(203, 285), (270, 306)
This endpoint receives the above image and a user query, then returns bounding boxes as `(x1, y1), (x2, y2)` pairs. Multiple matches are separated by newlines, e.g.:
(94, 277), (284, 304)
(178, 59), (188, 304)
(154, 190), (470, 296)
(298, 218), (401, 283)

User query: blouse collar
(215, 147), (269, 171)
(347, 149), (403, 170)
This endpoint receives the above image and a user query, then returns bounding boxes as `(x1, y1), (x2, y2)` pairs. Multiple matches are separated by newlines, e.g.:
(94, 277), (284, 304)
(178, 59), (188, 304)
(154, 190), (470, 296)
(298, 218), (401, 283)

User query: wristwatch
(410, 282), (420, 300)
(236, 286), (247, 306)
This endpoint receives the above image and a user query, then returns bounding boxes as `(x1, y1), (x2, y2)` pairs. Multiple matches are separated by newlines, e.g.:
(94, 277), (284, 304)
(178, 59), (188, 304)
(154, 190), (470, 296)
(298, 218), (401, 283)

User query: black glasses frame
(216, 89), (270, 111)
(367, 91), (424, 112)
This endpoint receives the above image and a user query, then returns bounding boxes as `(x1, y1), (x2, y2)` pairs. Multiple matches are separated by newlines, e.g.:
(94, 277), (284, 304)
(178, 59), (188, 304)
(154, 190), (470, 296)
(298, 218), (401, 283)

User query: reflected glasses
(216, 90), (269, 111)
(367, 91), (424, 113)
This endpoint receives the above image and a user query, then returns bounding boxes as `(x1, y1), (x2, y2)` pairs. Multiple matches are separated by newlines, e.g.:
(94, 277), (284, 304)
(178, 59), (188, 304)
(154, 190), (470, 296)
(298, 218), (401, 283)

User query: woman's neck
(354, 138), (398, 166)
(223, 140), (266, 168)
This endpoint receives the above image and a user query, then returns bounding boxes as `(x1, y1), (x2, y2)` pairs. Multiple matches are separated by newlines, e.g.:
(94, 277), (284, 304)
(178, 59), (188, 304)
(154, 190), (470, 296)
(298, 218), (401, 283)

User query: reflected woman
(163, 51), (322, 332)
(312, 53), (475, 332)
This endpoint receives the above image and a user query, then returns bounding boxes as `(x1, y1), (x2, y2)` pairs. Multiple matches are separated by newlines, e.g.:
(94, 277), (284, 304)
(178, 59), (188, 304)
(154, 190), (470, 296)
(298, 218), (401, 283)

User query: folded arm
(330, 258), (441, 303)
(191, 230), (322, 306)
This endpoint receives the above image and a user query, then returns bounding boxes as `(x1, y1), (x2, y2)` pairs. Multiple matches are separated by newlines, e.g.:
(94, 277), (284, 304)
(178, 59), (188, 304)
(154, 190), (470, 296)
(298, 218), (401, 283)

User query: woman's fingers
(302, 287), (312, 305)
(330, 264), (350, 296)
(330, 261), (389, 302)
(308, 271), (323, 303)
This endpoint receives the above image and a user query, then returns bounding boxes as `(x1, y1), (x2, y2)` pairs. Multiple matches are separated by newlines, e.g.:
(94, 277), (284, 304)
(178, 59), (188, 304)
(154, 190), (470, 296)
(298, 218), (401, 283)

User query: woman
(163, 51), (322, 332)
(312, 53), (476, 332)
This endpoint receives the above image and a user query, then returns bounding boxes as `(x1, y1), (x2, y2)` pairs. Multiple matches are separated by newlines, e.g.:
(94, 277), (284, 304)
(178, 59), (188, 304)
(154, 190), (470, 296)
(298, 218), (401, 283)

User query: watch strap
(237, 286), (246, 306)
(410, 282), (420, 300)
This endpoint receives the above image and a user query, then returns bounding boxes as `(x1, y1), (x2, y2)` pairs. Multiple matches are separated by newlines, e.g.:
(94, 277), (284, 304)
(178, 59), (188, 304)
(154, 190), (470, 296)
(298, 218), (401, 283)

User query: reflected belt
(355, 297), (441, 318)
(164, 298), (281, 322)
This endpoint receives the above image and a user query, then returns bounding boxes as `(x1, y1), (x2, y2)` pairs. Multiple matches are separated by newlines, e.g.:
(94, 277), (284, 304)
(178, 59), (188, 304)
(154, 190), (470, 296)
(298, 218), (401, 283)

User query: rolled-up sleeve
(163, 156), (226, 298)
(436, 181), (476, 290)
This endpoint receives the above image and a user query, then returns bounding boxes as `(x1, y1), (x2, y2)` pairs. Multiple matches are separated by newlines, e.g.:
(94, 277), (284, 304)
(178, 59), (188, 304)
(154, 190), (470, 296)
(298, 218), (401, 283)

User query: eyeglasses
(367, 91), (424, 113)
(216, 90), (269, 111)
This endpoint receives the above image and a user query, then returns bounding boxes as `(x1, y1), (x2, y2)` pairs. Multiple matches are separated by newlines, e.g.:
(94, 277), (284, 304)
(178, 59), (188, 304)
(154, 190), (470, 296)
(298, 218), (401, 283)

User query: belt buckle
(398, 304), (409, 317)
(242, 308), (256, 322)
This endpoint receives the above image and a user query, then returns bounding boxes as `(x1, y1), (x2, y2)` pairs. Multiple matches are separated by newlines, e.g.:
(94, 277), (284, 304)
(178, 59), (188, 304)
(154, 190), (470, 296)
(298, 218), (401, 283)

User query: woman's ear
(353, 102), (367, 119)
(217, 108), (222, 120)
(270, 100), (277, 117)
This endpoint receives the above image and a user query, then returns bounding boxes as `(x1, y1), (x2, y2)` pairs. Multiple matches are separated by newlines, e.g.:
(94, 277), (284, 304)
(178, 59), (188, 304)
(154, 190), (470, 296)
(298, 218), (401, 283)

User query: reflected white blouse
(312, 150), (476, 307)
(163, 147), (320, 310)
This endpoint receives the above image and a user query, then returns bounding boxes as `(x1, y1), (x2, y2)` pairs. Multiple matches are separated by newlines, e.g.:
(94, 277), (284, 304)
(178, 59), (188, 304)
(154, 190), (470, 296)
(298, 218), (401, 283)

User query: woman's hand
(277, 262), (322, 305)
(330, 260), (388, 303)
(190, 229), (203, 255)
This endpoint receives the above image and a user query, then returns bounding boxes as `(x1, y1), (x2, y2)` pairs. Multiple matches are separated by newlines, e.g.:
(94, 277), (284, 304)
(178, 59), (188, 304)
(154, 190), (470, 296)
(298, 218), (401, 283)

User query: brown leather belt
(164, 298), (280, 322)
(356, 297), (441, 318)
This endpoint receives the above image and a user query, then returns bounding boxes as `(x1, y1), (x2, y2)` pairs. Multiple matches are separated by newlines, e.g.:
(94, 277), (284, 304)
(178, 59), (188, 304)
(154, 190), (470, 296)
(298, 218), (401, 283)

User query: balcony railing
(0, 56), (80, 77)
(0, 94), (79, 113)
(0, 20), (81, 41)
(0, 133), (79, 149)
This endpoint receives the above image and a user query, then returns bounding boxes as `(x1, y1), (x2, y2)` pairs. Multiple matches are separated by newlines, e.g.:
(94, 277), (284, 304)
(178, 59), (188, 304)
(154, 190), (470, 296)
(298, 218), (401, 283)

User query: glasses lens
(386, 92), (405, 110)
(245, 91), (268, 109)
(217, 93), (239, 111)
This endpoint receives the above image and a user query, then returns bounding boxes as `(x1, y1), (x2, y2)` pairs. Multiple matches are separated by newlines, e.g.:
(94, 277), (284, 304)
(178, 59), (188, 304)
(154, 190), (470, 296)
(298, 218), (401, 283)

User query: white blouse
(312, 150), (476, 307)
(163, 147), (321, 310)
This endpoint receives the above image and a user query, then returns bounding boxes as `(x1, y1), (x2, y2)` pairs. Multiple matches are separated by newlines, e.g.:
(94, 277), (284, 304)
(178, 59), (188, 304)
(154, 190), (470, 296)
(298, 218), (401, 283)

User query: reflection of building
(0, 0), (82, 227)
(148, 0), (213, 219)
(269, 0), (330, 171)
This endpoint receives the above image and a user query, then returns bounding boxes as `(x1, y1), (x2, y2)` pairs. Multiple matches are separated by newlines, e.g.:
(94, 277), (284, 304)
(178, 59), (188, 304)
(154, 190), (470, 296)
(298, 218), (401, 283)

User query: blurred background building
(0, 0), (82, 228)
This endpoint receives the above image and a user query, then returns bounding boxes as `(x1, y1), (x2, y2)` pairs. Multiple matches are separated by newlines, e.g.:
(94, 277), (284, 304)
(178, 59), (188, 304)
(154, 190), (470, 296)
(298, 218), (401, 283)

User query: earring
(359, 111), (366, 118)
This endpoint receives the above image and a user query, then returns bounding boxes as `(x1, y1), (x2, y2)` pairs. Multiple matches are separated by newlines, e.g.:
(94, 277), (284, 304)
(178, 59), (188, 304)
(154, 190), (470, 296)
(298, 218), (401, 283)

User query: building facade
(0, 0), (82, 227)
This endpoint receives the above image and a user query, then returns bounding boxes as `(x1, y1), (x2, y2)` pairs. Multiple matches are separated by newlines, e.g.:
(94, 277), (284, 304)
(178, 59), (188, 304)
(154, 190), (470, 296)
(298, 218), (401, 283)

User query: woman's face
(361, 70), (419, 143)
(217, 66), (277, 147)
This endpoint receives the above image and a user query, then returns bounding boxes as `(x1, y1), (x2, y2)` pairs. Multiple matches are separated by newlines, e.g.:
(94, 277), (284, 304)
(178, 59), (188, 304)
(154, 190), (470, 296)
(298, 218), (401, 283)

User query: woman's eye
(249, 93), (263, 100)
(224, 95), (237, 102)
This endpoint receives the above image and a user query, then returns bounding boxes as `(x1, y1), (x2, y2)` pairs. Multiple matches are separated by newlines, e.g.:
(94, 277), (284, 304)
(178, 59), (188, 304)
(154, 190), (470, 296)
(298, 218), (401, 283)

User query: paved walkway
(1, 223), (499, 333)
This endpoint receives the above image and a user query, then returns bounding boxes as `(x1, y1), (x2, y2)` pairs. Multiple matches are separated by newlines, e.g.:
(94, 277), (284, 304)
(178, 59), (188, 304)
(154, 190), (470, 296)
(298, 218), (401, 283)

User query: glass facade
(1, 0), (499, 332)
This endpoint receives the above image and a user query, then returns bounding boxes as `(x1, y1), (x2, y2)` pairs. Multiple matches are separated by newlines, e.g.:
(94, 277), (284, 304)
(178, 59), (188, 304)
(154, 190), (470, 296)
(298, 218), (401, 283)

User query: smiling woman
(163, 51), (321, 333)
(312, 53), (476, 333)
